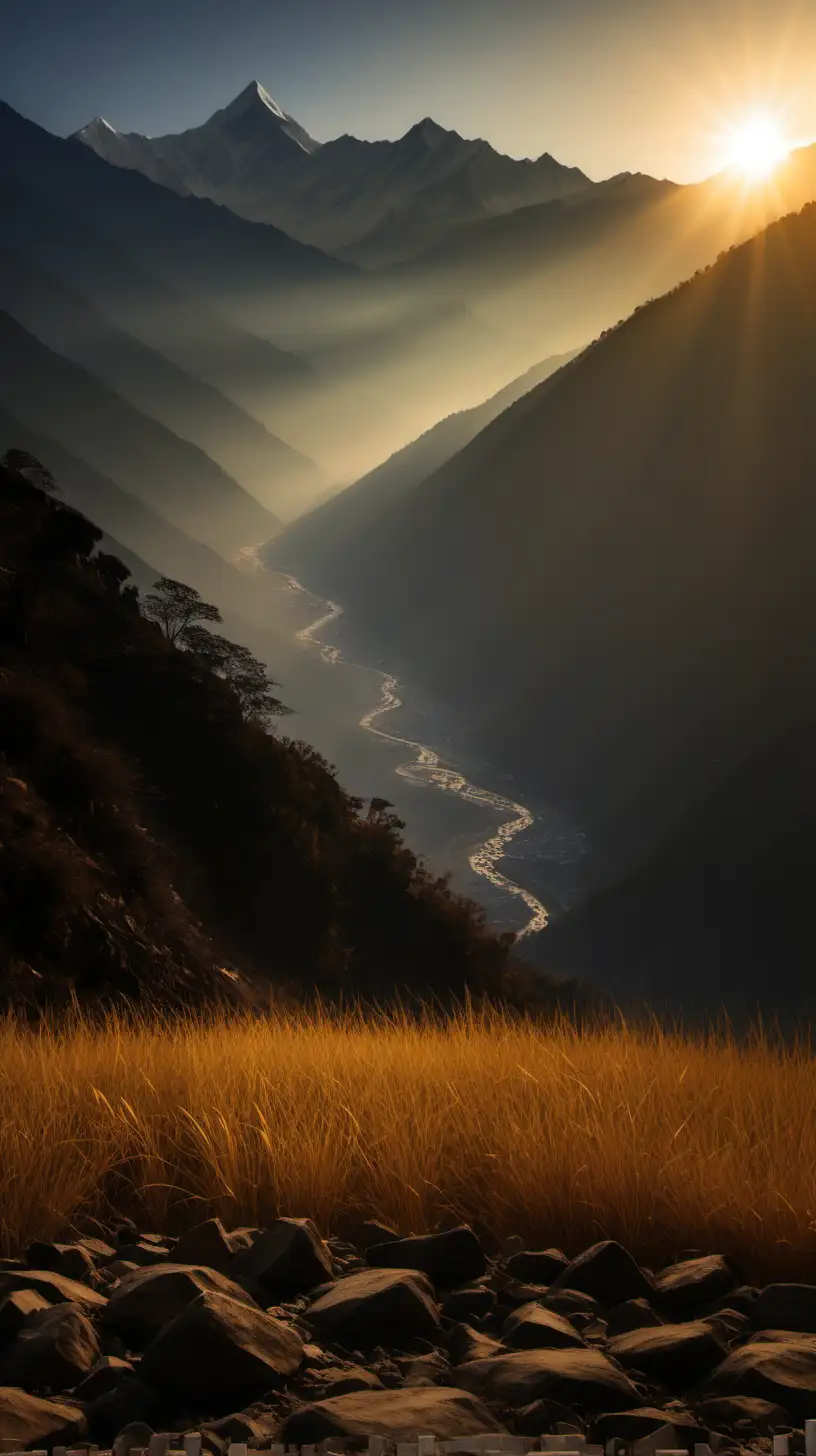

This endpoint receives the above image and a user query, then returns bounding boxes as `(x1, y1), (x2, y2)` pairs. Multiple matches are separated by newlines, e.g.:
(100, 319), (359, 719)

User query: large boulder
(0, 1301), (101, 1391)
(752, 1285), (816, 1334)
(695, 1394), (793, 1433)
(366, 1227), (485, 1284)
(231, 1217), (333, 1296)
(705, 1337), (816, 1419)
(0, 1388), (87, 1445)
(141, 1289), (303, 1401)
(607, 1321), (728, 1388)
(590, 1407), (708, 1444)
(501, 1302), (587, 1351)
(506, 1250), (570, 1284)
(281, 1385), (506, 1442)
(548, 1241), (654, 1307)
(305, 1268), (441, 1348)
(451, 1347), (640, 1410)
(102, 1263), (257, 1347)
(0, 1269), (107, 1312)
(652, 1256), (738, 1316)
(164, 1218), (236, 1275)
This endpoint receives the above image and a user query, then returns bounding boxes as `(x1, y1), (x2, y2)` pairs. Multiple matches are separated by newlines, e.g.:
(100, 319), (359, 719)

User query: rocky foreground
(3, 1219), (816, 1453)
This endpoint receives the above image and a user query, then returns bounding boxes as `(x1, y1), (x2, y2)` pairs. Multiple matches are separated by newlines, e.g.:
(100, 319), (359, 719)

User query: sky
(2, 0), (816, 183)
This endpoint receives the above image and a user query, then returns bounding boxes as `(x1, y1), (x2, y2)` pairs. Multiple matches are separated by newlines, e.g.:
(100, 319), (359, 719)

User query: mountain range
(273, 199), (816, 976)
(74, 81), (593, 265)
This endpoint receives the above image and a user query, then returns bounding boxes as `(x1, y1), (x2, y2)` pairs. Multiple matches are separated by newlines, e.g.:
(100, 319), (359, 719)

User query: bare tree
(142, 577), (222, 644)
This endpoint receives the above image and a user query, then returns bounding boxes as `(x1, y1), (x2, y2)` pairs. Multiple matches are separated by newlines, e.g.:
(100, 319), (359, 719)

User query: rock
(305, 1268), (441, 1349)
(78, 1237), (118, 1262)
(703, 1310), (748, 1344)
(346, 1221), (402, 1251)
(102, 1263), (258, 1347)
(502, 1302), (587, 1351)
(280, 1385), (506, 1441)
(172, 1218), (238, 1275)
(25, 1241), (98, 1284)
(703, 1286), (760, 1318)
(705, 1338), (816, 1419)
(230, 1217), (334, 1299)
(543, 1289), (602, 1320)
(513, 1398), (584, 1434)
(449, 1322), (505, 1365)
(110, 1242), (172, 1267)
(629, 1421), (703, 1456)
(499, 1280), (553, 1310)
(104, 1260), (141, 1282)
(0, 1388), (87, 1445)
(366, 1226), (486, 1284)
(607, 1299), (665, 1337)
(322, 1365), (386, 1395)
(202, 1408), (282, 1444)
(141, 1289), (303, 1401)
(752, 1285), (816, 1334)
(548, 1242), (654, 1308)
(696, 1394), (793, 1432)
(114, 1421), (155, 1448)
(86, 1377), (161, 1441)
(0, 1288), (53, 1345)
(451, 1347), (641, 1410)
(0, 1301), (101, 1391)
(0, 1268), (108, 1312)
(608, 1321), (729, 1388)
(590, 1407), (708, 1444)
(399, 1351), (450, 1386)
(506, 1250), (570, 1284)
(653, 1256), (739, 1316)
(73, 1354), (135, 1400)
(442, 1285), (497, 1322)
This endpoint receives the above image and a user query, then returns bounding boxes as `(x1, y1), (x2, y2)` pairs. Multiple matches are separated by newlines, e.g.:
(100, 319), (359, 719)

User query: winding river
(282, 574), (548, 938)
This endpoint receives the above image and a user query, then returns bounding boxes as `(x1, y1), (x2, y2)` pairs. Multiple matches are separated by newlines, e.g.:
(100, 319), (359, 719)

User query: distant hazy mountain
(0, 246), (323, 516)
(283, 201), (816, 877)
(270, 347), (580, 581)
(74, 81), (592, 264)
(400, 145), (816, 356)
(0, 311), (280, 555)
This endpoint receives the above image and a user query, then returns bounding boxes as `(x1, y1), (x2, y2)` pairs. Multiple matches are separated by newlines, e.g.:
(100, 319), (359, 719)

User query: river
(281, 573), (549, 939)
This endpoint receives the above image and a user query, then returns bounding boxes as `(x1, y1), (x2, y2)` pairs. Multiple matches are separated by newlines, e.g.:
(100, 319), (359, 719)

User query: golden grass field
(2, 1002), (814, 1284)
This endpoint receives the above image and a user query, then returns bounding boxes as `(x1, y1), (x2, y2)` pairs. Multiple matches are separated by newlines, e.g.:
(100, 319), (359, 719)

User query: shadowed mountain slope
(288, 201), (816, 873)
(0, 464), (531, 1012)
(0, 246), (323, 517)
(0, 312), (281, 556)
(270, 348), (580, 580)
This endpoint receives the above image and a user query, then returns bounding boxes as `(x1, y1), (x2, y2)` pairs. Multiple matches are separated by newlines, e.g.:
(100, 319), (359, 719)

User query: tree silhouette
(142, 577), (222, 644)
(182, 624), (291, 725)
(2, 449), (57, 494)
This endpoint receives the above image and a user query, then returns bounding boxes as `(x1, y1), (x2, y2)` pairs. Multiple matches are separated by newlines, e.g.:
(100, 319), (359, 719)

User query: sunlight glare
(723, 112), (790, 181)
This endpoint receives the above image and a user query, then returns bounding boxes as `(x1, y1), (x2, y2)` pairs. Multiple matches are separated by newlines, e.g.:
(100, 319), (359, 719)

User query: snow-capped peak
(74, 116), (118, 139)
(226, 81), (288, 122)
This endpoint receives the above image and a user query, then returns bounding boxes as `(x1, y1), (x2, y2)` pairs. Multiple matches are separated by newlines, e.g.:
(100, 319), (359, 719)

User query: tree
(182, 624), (291, 726)
(141, 577), (222, 644)
(2, 449), (57, 494)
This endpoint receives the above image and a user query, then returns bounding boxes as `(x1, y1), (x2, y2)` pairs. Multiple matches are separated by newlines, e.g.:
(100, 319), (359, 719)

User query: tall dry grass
(1, 1002), (814, 1283)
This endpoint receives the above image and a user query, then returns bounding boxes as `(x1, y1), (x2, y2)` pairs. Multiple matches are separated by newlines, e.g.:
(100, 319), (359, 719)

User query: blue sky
(2, 0), (816, 181)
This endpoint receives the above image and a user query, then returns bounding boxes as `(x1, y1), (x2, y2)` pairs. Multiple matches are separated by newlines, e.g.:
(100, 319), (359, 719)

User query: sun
(723, 112), (790, 181)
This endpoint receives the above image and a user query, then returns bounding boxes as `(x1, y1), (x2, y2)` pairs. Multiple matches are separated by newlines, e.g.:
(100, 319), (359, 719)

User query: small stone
(280, 1385), (506, 1442)
(365, 1227), (486, 1284)
(506, 1250), (570, 1284)
(0, 1301), (101, 1391)
(652, 1256), (739, 1316)
(140, 1289), (304, 1401)
(0, 1387), (87, 1445)
(305, 1268), (441, 1349)
(547, 1241), (654, 1308)
(608, 1321), (729, 1388)
(502, 1302), (587, 1351)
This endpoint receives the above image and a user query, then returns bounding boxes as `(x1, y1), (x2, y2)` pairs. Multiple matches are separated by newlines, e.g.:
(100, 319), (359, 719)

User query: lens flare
(723, 112), (790, 180)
